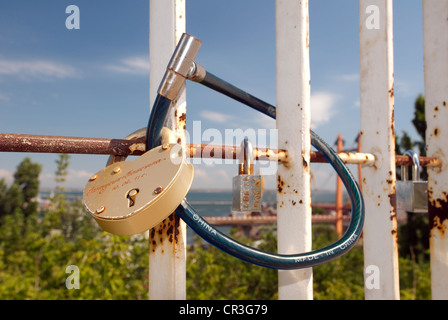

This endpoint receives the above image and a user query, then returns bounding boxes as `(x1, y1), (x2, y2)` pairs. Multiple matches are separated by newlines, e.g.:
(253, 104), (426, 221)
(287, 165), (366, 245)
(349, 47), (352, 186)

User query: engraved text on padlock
(83, 143), (194, 235)
(232, 138), (263, 213)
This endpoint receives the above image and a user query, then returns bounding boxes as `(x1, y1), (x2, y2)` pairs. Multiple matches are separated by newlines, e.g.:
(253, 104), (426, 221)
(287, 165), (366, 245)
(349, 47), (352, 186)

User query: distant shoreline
(39, 187), (338, 194)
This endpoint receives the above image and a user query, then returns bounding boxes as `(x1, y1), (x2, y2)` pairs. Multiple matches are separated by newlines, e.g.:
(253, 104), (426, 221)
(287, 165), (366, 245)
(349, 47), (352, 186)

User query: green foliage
(55, 154), (70, 185)
(399, 257), (431, 300)
(186, 225), (367, 300)
(0, 157), (41, 219)
(396, 131), (415, 156)
(311, 226), (365, 300)
(0, 200), (149, 300)
(186, 224), (431, 300)
(0, 155), (433, 300)
(0, 157), (149, 300)
(186, 227), (278, 300)
(398, 213), (429, 262)
(412, 94), (426, 156)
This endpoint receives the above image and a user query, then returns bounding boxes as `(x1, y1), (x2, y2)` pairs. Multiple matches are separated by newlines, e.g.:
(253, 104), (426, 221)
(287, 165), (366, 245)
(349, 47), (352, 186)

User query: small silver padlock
(232, 138), (263, 213)
(397, 150), (428, 213)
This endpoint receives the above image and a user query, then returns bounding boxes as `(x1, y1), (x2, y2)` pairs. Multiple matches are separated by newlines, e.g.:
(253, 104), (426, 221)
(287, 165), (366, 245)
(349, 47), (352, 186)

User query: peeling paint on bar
(276, 0), (313, 300)
(423, 0), (448, 300)
(360, 0), (400, 300)
(148, 0), (187, 301)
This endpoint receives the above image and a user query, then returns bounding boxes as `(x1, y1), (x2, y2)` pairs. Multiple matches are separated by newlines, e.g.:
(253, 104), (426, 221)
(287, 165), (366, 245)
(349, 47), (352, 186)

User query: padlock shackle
(145, 33), (364, 270)
(239, 137), (254, 175)
(402, 150), (420, 182)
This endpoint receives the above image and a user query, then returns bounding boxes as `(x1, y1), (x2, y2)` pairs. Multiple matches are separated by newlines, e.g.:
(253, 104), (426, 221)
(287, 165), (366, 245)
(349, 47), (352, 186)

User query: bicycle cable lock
(145, 33), (365, 270)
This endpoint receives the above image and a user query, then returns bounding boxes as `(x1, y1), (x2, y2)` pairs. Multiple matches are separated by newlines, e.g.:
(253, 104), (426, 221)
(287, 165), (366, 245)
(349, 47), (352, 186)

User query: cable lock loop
(146, 33), (365, 270)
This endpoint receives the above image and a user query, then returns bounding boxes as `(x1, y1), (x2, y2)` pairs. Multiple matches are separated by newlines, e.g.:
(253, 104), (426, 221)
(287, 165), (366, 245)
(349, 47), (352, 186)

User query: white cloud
(66, 169), (93, 184)
(253, 113), (276, 129)
(338, 73), (360, 82)
(243, 92), (339, 130)
(105, 56), (149, 75)
(0, 59), (77, 79)
(310, 92), (340, 129)
(191, 166), (232, 190)
(200, 110), (233, 123)
(0, 169), (13, 184)
(38, 169), (93, 189)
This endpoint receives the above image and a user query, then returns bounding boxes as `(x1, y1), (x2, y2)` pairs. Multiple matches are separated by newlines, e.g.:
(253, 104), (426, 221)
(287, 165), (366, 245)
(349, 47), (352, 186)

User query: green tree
(0, 158), (41, 220)
(412, 94), (426, 157)
(13, 158), (42, 217)
(396, 131), (415, 156)
(186, 227), (278, 300)
(0, 156), (150, 300)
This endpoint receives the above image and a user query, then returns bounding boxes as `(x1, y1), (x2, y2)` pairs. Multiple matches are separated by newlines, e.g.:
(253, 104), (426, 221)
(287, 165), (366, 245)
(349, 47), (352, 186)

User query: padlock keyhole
(127, 189), (139, 208)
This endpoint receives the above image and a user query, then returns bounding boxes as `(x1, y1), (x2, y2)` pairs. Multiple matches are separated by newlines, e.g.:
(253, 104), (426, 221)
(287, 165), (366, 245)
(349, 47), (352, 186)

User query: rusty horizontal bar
(202, 213), (407, 226)
(202, 214), (352, 226)
(0, 133), (147, 157)
(0, 133), (440, 167)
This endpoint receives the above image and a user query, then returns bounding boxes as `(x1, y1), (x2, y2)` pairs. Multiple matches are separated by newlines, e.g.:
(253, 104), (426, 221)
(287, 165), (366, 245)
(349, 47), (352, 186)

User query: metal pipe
(198, 72), (277, 119)
(360, 0), (400, 300)
(0, 133), (440, 167)
(423, 0), (448, 300)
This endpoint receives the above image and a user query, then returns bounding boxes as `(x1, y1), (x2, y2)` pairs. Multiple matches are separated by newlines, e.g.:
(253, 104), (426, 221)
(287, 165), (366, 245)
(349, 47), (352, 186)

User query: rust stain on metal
(389, 192), (397, 218)
(178, 112), (187, 123)
(389, 190), (398, 244)
(150, 229), (156, 253)
(167, 225), (174, 243)
(302, 156), (309, 169)
(434, 128), (440, 137)
(428, 187), (448, 236)
(389, 84), (394, 98)
(0, 133), (440, 167)
(443, 101), (447, 107)
(149, 214), (183, 253)
(391, 228), (398, 243)
(277, 176), (285, 193)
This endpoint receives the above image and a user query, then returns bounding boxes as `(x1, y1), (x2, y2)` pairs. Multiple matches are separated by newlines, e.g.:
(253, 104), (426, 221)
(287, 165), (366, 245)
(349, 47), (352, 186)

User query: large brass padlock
(396, 150), (428, 213)
(83, 129), (193, 235)
(231, 138), (263, 213)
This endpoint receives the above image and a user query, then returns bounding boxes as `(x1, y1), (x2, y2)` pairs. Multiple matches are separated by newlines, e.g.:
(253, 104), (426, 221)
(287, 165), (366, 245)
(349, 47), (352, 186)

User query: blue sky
(0, 1), (425, 191)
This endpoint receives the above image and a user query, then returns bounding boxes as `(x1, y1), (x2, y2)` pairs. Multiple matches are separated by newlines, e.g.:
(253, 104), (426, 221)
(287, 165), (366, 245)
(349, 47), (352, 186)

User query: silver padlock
(232, 138), (263, 213)
(397, 150), (428, 213)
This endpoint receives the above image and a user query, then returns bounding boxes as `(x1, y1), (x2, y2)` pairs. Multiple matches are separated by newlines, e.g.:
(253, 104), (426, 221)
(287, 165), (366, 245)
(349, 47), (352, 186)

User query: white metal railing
(148, 0), (448, 300)
(422, 0), (448, 300)
(149, 0), (187, 300)
(360, 0), (400, 300)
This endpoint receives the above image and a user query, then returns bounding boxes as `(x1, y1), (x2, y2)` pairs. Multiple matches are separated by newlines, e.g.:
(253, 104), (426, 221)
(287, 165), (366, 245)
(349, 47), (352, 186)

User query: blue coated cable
(146, 74), (364, 270)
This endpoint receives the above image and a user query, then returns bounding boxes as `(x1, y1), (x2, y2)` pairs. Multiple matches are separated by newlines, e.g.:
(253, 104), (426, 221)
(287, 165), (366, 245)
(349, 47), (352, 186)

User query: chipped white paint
(148, 0), (187, 300)
(422, 0), (448, 300)
(359, 0), (400, 300)
(276, 0), (313, 300)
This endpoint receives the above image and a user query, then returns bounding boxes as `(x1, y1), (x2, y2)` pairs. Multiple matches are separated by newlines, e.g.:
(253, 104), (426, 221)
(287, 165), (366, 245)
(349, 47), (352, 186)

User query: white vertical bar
(276, 0), (313, 300)
(422, 0), (448, 300)
(359, 0), (400, 300)
(148, 0), (187, 300)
